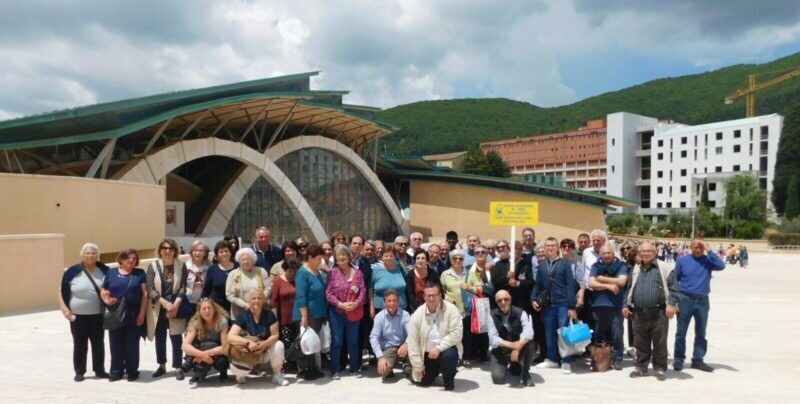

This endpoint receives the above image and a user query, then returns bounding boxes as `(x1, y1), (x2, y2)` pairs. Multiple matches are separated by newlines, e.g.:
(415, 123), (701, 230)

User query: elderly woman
(226, 247), (271, 320)
(225, 289), (289, 386)
(370, 248), (408, 317)
(468, 244), (492, 363)
(295, 236), (310, 261)
(58, 243), (110, 381)
(326, 245), (367, 379)
(181, 299), (230, 383)
(405, 249), (440, 313)
(440, 248), (484, 368)
(101, 249), (148, 381)
(146, 238), (188, 380)
(202, 240), (238, 314)
(182, 241), (211, 318)
(374, 240), (385, 263)
(271, 258), (301, 370)
(292, 245), (328, 380)
(269, 240), (299, 280)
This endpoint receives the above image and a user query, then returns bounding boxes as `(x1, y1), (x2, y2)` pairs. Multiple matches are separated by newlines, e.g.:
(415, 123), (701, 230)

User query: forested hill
(375, 52), (800, 156)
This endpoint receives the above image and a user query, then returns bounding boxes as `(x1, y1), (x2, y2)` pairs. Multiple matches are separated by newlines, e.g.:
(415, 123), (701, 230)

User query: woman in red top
(270, 258), (300, 370)
(325, 245), (366, 379)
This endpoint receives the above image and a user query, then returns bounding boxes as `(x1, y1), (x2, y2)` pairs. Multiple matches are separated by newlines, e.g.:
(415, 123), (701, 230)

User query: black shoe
(127, 372), (140, 382)
(109, 374), (123, 382)
(189, 375), (201, 384)
(74, 374), (84, 382)
(654, 369), (667, 381)
(384, 370), (395, 379)
(629, 368), (648, 378)
(444, 383), (455, 391)
(218, 371), (228, 381)
(673, 361), (684, 371)
(691, 362), (714, 372)
(302, 369), (320, 381)
(175, 369), (185, 381)
(612, 362), (623, 371)
(152, 366), (166, 378)
(461, 360), (472, 369)
(95, 371), (110, 379)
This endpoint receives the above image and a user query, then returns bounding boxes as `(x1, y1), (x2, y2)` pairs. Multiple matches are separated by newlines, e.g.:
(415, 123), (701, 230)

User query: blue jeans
(328, 309), (361, 373)
(674, 294), (710, 364)
(592, 307), (624, 363)
(544, 305), (571, 364)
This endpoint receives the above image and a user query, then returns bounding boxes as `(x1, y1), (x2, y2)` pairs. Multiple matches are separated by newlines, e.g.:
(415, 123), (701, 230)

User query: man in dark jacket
(252, 226), (282, 269)
(588, 243), (628, 370)
(531, 237), (577, 374)
(487, 290), (535, 387)
(491, 240), (534, 314)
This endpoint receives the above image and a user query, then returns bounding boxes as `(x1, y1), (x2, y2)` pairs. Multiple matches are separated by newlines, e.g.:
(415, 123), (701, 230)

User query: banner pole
(510, 225), (516, 262)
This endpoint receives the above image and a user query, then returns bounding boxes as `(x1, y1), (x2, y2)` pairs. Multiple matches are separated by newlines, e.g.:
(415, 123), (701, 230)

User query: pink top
(325, 264), (366, 314)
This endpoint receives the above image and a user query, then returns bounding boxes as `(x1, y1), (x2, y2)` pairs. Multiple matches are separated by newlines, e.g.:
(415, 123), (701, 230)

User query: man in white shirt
(487, 290), (535, 387)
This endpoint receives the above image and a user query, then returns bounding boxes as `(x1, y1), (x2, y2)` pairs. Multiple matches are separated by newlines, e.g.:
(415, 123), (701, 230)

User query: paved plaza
(2, 253), (799, 403)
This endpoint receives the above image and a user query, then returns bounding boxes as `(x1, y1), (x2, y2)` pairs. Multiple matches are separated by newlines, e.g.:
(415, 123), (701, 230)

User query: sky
(1, 0), (799, 120)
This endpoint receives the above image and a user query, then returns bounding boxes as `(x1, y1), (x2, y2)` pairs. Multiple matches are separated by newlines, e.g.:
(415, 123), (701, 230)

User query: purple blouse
(325, 264), (366, 313)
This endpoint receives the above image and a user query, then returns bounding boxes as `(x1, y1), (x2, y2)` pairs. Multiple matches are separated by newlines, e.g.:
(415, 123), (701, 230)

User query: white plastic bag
(300, 326), (321, 355)
(319, 321), (331, 354)
(557, 327), (591, 358)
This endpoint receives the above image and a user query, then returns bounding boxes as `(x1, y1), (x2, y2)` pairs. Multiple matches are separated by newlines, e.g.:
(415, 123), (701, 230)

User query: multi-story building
(607, 112), (783, 219)
(480, 119), (608, 192)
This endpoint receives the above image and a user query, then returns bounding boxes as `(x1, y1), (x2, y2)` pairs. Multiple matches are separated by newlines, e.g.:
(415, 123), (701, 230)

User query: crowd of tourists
(59, 226), (726, 390)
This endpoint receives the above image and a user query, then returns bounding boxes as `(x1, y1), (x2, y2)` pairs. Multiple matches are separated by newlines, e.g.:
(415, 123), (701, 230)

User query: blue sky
(0, 0), (799, 119)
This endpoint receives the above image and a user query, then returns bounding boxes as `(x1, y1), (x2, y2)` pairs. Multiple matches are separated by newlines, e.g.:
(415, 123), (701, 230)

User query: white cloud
(0, 0), (798, 117)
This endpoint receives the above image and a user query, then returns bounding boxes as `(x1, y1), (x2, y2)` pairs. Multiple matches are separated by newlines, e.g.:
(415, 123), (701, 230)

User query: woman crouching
(181, 299), (231, 383)
(224, 289), (289, 386)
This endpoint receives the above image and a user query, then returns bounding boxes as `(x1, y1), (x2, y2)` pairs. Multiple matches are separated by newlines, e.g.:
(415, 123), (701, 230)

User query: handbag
(156, 261), (194, 319)
(222, 334), (263, 367)
(470, 292), (491, 334)
(557, 325), (591, 358)
(344, 271), (364, 322)
(286, 327), (307, 362)
(560, 320), (593, 345)
(589, 343), (612, 372)
(104, 273), (134, 330)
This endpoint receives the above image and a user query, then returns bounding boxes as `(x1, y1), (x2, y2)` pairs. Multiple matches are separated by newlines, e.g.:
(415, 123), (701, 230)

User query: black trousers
(420, 347), (459, 389)
(155, 310), (183, 368)
(633, 307), (669, 371)
(461, 316), (489, 361)
(531, 310), (547, 359)
(489, 341), (534, 384)
(70, 313), (105, 375)
(185, 355), (229, 378)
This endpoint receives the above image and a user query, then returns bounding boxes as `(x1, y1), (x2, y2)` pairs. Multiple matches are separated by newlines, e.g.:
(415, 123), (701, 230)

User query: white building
(606, 112), (783, 220)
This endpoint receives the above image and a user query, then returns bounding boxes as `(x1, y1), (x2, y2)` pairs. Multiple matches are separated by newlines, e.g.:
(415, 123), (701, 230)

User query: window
(760, 156), (768, 172)
(705, 133), (708, 145)
(680, 185), (687, 193)
(669, 186), (673, 197)
(666, 202), (672, 208)
(716, 132), (723, 140)
(681, 137), (687, 144)
(694, 136), (698, 147)
(694, 150), (698, 160)
(612, 139), (615, 146)
(709, 182), (717, 191)
(750, 128), (754, 141)
(715, 146), (723, 155)
(761, 125), (769, 138)
(680, 202), (686, 208)
(733, 145), (741, 153)
(749, 164), (753, 170)
(657, 202), (663, 208)
(696, 184), (701, 194)
(657, 153), (664, 160)
(657, 171), (663, 178)
(715, 166), (723, 172)
(704, 149), (708, 159)
(749, 143), (753, 156)
(734, 130), (741, 138)
(611, 165), (615, 173)
(681, 169), (687, 177)
(733, 165), (740, 172)
(657, 186), (663, 194)
(760, 141), (768, 154)
(669, 152), (673, 163)
(710, 200), (717, 208)
(681, 150), (687, 158)
(658, 140), (664, 147)
(760, 177), (767, 190)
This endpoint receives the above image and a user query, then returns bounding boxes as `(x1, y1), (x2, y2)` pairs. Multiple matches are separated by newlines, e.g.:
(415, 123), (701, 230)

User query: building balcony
(635, 149), (651, 158)
(635, 178), (651, 186)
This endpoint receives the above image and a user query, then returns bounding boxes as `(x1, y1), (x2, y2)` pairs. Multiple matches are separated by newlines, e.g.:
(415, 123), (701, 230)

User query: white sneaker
(272, 374), (289, 386)
(536, 360), (559, 369)
(562, 363), (572, 374)
(236, 375), (247, 384)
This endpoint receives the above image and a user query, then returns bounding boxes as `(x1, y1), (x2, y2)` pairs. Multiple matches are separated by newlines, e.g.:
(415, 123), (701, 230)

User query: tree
(724, 174), (767, 237)
(700, 178), (710, 208)
(785, 176), (800, 219)
(772, 101), (800, 215)
(485, 151), (511, 177)
(461, 146), (489, 176)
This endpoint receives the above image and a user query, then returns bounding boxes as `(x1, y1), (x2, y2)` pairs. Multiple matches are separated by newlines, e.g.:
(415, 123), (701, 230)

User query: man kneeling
(488, 290), (535, 387)
(407, 282), (463, 391)
(371, 289), (410, 378)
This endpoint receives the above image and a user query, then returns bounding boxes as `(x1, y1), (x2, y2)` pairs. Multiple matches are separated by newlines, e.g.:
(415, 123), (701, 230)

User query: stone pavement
(2, 253), (799, 403)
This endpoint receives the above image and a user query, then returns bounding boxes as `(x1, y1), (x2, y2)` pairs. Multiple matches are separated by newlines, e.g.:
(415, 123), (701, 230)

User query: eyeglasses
(412, 238), (422, 241)
(398, 243), (408, 246)
(496, 298), (510, 302)
(160, 246), (174, 251)
(452, 257), (464, 261)
(497, 245), (508, 250)
(335, 237), (346, 241)
(424, 294), (439, 299)
(561, 246), (575, 250)
(299, 244), (309, 248)
(522, 234), (534, 239)
(475, 251), (487, 255)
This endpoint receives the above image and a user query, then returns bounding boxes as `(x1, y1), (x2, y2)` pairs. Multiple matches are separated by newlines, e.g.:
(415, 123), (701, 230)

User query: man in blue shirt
(252, 227), (282, 270)
(588, 243), (628, 370)
(370, 290), (410, 379)
(673, 238), (725, 372)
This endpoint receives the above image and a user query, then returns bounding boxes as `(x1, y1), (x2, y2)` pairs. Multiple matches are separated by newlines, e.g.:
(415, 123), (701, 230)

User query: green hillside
(376, 52), (800, 156)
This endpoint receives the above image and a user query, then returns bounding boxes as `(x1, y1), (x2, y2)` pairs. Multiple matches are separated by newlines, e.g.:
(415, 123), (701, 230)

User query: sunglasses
(497, 245), (509, 250)
(160, 246), (175, 251)
(299, 244), (309, 248)
(475, 251), (487, 255)
(452, 257), (464, 261)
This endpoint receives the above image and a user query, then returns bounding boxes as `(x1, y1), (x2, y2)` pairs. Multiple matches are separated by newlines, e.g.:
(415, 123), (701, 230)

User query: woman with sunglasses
(145, 238), (189, 380)
(440, 249), (484, 368)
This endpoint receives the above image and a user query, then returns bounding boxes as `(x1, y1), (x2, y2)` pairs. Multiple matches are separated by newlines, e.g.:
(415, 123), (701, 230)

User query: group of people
(59, 226), (726, 390)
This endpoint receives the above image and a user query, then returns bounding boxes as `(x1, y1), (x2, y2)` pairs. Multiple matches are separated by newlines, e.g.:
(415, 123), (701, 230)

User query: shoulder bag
(82, 265), (105, 315)
(104, 272), (134, 330)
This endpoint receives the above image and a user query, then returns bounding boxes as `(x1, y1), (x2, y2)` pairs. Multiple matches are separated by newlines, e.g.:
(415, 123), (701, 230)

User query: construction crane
(725, 66), (800, 117)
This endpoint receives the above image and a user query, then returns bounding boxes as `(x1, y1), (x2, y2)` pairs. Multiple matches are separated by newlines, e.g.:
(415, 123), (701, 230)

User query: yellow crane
(725, 66), (800, 117)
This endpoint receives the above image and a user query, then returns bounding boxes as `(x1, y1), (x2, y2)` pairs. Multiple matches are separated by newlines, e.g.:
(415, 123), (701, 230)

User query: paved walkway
(3, 253), (798, 403)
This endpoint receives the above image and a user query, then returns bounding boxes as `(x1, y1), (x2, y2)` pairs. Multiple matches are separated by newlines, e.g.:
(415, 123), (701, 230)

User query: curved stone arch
(113, 137), (328, 242)
(197, 135), (410, 237)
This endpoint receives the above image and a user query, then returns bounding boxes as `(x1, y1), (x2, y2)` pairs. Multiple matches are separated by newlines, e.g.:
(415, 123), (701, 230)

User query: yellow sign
(489, 202), (539, 226)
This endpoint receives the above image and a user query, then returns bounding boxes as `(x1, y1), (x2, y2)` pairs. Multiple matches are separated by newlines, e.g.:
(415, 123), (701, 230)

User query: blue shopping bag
(560, 320), (592, 346)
